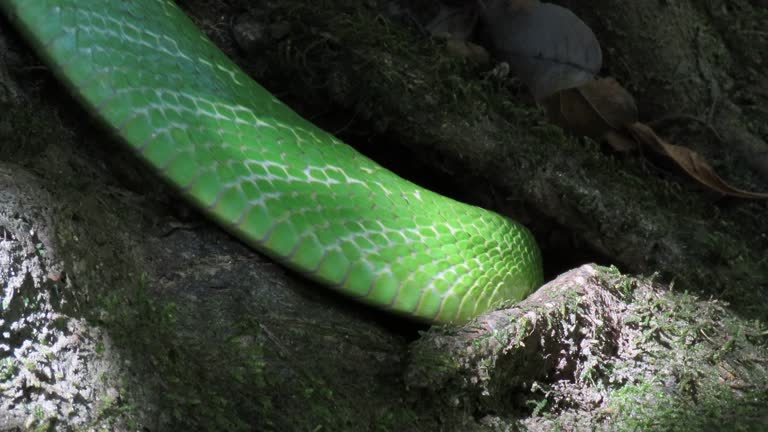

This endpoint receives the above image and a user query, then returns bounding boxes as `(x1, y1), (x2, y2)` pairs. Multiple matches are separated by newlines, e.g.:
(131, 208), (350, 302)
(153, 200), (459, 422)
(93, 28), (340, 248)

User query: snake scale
(0, 0), (543, 323)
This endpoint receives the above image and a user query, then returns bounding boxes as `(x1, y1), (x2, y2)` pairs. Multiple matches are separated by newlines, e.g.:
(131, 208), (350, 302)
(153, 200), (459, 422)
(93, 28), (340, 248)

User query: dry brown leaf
(542, 78), (637, 143)
(463, 0), (766, 200)
(445, 39), (490, 63)
(426, 3), (479, 41)
(577, 78), (638, 130)
(540, 75), (766, 199)
(602, 129), (637, 152)
(627, 122), (768, 199)
(542, 88), (600, 137)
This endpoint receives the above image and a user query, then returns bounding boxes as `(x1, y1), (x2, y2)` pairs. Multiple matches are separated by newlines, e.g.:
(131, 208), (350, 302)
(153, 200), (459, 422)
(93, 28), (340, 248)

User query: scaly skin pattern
(0, 0), (543, 322)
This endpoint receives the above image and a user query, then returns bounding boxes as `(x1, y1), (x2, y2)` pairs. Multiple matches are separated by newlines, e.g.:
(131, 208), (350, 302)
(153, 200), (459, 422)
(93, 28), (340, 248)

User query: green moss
(0, 101), (65, 164)
(594, 267), (767, 431)
(0, 358), (19, 382)
(609, 381), (768, 432)
(92, 275), (269, 431)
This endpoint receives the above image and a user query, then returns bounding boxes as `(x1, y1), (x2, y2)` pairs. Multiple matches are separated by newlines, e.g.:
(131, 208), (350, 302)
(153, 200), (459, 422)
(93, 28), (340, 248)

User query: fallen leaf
(482, 1), (602, 100)
(426, 3), (479, 41)
(577, 78), (638, 130)
(542, 77), (637, 140)
(445, 39), (490, 63)
(627, 122), (768, 199)
(602, 129), (638, 152)
(471, 1), (766, 199)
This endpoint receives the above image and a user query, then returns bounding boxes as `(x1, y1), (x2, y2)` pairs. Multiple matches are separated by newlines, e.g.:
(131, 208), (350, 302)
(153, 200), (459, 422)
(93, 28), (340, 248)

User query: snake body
(1, 0), (543, 322)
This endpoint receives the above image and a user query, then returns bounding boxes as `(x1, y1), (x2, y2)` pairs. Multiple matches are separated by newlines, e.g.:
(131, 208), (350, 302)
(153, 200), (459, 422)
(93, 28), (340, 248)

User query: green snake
(1, 0), (543, 323)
